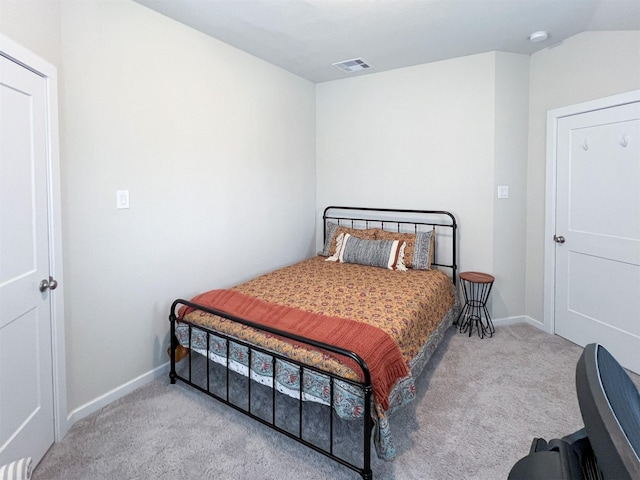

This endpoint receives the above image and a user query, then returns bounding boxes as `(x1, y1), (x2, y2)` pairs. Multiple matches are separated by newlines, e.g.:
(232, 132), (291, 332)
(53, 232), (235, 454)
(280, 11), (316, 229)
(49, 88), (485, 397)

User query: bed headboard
(323, 206), (458, 284)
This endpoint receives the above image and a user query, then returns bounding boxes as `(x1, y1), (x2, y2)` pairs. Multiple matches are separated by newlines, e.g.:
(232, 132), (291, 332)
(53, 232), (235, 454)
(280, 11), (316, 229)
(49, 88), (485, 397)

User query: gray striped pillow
(321, 222), (340, 256)
(338, 234), (406, 270)
(0, 458), (32, 480)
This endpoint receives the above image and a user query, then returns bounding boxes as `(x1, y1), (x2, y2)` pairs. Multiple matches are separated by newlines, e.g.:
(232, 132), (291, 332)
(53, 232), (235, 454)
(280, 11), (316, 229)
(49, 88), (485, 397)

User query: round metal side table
(456, 271), (495, 338)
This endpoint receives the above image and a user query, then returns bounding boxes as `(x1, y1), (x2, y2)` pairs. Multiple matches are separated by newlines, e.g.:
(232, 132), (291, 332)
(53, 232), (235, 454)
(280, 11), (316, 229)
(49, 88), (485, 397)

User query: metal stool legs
(456, 274), (495, 338)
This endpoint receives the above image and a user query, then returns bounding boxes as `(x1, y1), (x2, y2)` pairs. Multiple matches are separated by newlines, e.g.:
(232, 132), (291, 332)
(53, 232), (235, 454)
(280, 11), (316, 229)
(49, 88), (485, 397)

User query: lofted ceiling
(134, 0), (640, 83)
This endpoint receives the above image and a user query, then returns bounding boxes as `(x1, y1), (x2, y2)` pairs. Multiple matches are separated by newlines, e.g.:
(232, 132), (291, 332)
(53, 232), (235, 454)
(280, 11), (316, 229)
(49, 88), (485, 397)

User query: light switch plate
(116, 190), (130, 209)
(497, 185), (509, 199)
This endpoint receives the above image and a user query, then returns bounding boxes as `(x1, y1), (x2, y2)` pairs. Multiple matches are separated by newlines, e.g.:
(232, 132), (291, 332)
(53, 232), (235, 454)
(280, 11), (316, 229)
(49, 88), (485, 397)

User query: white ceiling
(134, 0), (640, 83)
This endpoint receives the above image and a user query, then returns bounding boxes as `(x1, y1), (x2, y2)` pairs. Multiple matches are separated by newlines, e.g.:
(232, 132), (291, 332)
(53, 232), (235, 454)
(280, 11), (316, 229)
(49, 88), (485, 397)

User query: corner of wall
(526, 30), (640, 328)
(491, 52), (530, 319)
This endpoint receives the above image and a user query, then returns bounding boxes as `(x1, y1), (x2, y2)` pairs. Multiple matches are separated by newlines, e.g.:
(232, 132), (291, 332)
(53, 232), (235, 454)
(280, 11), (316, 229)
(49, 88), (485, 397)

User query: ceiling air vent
(332, 58), (371, 73)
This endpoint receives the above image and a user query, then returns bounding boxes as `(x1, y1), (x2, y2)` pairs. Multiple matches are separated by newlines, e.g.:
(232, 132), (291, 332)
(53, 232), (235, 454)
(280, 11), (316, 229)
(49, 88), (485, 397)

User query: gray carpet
(31, 323), (639, 480)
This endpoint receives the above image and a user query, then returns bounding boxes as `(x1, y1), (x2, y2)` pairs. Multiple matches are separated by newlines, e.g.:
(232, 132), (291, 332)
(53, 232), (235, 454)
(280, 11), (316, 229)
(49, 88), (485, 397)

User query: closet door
(553, 99), (640, 374)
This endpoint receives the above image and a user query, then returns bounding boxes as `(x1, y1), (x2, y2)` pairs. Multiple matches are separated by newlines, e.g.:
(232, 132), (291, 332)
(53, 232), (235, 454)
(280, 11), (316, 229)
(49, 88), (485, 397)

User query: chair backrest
(575, 343), (640, 480)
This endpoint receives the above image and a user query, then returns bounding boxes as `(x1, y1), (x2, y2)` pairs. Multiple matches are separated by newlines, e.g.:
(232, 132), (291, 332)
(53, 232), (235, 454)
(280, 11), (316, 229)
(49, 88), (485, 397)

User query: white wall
(316, 52), (530, 318)
(58, 0), (315, 414)
(0, 0), (61, 67)
(526, 31), (640, 325)
(316, 53), (496, 273)
(492, 52), (530, 319)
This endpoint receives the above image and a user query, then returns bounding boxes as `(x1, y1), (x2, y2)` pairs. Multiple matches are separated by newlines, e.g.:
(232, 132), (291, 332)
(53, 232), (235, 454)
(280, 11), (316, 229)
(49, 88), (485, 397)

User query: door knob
(39, 276), (58, 292)
(554, 235), (565, 244)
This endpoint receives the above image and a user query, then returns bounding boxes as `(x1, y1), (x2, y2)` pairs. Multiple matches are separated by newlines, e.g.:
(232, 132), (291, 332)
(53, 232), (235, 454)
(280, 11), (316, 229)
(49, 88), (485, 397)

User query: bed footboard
(169, 299), (374, 480)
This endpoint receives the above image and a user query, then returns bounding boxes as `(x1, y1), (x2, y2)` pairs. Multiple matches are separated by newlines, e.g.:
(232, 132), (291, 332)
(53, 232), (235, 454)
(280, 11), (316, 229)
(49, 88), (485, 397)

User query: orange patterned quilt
(181, 256), (454, 388)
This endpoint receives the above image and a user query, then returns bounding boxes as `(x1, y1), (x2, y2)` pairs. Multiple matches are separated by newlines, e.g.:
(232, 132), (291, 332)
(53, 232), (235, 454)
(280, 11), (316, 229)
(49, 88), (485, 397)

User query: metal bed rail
(170, 299), (374, 480)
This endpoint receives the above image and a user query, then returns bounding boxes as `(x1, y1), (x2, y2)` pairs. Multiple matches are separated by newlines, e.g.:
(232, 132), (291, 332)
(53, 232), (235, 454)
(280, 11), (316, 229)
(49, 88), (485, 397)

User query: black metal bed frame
(323, 206), (457, 284)
(169, 206), (457, 479)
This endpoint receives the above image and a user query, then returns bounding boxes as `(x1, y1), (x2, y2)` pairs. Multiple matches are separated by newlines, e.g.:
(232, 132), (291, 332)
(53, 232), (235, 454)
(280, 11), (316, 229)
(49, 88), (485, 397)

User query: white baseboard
(492, 315), (546, 331)
(67, 361), (170, 427)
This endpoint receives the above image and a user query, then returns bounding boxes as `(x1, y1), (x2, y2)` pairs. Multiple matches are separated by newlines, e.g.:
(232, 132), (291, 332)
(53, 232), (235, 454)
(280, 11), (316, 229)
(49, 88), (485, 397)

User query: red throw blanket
(179, 289), (409, 411)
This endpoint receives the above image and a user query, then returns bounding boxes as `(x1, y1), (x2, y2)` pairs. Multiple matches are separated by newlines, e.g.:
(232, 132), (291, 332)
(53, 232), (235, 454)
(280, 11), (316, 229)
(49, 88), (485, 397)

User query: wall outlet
(497, 185), (509, 199)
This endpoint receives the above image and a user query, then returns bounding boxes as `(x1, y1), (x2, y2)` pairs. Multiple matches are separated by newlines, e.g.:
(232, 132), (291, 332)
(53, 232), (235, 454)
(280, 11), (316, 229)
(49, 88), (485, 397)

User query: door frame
(0, 34), (68, 441)
(544, 89), (640, 335)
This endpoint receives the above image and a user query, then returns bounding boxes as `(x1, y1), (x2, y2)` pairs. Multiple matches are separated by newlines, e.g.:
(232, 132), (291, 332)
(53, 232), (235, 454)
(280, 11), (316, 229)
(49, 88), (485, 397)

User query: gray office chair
(508, 343), (640, 480)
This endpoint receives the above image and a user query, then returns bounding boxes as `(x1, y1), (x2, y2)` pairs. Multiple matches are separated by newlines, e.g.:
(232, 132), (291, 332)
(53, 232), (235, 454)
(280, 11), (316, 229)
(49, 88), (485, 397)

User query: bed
(169, 206), (458, 479)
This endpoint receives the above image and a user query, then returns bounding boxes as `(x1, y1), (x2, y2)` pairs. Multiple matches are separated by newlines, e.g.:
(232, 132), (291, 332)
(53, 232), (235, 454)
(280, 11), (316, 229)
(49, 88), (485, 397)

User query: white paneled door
(554, 99), (640, 374)
(0, 54), (55, 466)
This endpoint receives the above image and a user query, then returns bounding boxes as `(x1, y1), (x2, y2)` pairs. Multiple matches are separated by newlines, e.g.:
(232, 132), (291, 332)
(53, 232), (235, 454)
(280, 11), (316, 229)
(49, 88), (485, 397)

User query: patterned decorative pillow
(0, 458), (32, 480)
(327, 233), (407, 271)
(374, 228), (435, 269)
(321, 222), (379, 257)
